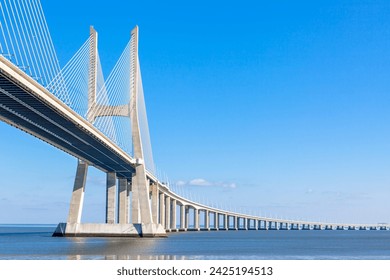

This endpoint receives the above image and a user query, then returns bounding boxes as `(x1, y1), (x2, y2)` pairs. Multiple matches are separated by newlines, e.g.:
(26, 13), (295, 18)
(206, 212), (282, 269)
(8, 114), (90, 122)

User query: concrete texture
(106, 172), (116, 224)
(171, 199), (176, 230)
(159, 192), (165, 227)
(67, 160), (88, 224)
(165, 196), (171, 230)
(118, 178), (128, 224)
(151, 184), (158, 224)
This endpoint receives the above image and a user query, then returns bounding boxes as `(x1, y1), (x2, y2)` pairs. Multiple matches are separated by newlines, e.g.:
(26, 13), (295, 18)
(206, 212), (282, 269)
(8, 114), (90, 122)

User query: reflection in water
(64, 237), (158, 256)
(63, 237), (187, 260)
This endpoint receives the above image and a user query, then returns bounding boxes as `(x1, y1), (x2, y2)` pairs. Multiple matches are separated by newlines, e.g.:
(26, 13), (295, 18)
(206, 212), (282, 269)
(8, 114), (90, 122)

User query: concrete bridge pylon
(53, 26), (166, 237)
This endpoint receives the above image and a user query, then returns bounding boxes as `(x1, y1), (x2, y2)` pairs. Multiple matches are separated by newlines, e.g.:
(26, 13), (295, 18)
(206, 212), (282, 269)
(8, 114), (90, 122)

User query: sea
(1, 224), (390, 260)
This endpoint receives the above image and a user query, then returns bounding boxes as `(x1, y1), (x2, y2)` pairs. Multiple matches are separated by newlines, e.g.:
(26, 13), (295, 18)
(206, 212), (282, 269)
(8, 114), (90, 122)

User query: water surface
(1, 225), (389, 260)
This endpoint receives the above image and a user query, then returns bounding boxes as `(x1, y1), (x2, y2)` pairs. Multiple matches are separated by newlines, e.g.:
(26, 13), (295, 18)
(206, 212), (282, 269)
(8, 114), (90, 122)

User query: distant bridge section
(152, 183), (390, 232)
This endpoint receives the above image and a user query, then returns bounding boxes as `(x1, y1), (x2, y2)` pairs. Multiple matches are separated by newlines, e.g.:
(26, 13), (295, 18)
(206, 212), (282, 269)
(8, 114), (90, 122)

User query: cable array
(47, 36), (91, 115)
(92, 40), (132, 155)
(92, 34), (156, 174)
(0, 0), (68, 102)
(0, 1), (155, 175)
(137, 60), (156, 175)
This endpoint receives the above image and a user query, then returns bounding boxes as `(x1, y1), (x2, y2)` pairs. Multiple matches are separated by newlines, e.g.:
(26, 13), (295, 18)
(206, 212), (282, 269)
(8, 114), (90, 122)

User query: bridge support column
(194, 209), (200, 231)
(126, 181), (131, 222)
(118, 178), (128, 224)
(131, 174), (140, 223)
(255, 220), (259, 230)
(151, 184), (158, 224)
(234, 216), (238, 230)
(205, 210), (210, 230)
(215, 212), (219, 230)
(185, 207), (190, 229)
(106, 172), (117, 224)
(130, 168), (156, 228)
(159, 192), (165, 228)
(180, 204), (186, 230)
(67, 160), (88, 224)
(224, 214), (228, 230)
(165, 196), (171, 231)
(171, 199), (177, 231)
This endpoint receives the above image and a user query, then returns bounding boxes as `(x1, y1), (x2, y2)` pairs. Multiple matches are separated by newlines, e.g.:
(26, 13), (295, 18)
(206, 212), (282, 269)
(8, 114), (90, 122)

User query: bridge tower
(55, 26), (165, 237)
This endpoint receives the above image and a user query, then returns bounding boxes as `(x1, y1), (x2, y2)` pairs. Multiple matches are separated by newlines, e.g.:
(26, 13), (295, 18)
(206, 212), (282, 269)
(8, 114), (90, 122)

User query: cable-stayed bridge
(0, 0), (387, 237)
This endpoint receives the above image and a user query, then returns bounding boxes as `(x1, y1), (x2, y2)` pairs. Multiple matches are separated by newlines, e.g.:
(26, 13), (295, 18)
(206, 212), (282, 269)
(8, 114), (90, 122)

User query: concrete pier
(205, 210), (210, 230)
(214, 212), (219, 230)
(67, 160), (88, 224)
(151, 184), (158, 224)
(185, 207), (190, 229)
(171, 199), (177, 231)
(180, 204), (186, 231)
(194, 209), (200, 231)
(118, 178), (128, 224)
(159, 192), (165, 228)
(105, 171), (116, 224)
(165, 196), (171, 231)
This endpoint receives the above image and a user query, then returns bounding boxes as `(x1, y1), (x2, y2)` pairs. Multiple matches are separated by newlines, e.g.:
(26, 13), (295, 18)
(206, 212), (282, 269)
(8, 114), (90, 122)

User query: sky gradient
(1, 0), (390, 224)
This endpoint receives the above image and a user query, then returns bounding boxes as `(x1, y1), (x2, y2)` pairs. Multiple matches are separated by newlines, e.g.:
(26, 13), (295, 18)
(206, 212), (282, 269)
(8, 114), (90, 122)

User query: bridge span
(153, 183), (389, 232)
(53, 177), (390, 236)
(0, 0), (386, 237)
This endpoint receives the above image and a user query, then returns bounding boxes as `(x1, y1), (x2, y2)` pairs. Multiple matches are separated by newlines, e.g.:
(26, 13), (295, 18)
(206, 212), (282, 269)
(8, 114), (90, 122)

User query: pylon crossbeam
(90, 104), (130, 120)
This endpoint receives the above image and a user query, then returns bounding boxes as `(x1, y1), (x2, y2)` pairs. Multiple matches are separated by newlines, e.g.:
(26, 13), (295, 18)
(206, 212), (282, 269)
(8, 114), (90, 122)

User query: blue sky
(1, 0), (390, 224)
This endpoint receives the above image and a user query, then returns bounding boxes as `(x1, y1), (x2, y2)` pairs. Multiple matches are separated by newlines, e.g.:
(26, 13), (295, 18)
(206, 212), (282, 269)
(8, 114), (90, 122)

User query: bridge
(0, 0), (387, 237)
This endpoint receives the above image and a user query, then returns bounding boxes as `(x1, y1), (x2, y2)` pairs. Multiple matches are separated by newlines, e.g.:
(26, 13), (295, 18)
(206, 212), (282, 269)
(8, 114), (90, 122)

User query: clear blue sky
(1, 0), (390, 224)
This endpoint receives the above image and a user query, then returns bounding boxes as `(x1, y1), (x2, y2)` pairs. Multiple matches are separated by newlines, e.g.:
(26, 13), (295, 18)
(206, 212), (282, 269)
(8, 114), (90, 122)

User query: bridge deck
(0, 56), (135, 179)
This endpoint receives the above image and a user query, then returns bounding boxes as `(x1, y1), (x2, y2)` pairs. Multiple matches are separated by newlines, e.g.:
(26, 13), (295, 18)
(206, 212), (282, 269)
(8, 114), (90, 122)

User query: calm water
(1, 225), (390, 260)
